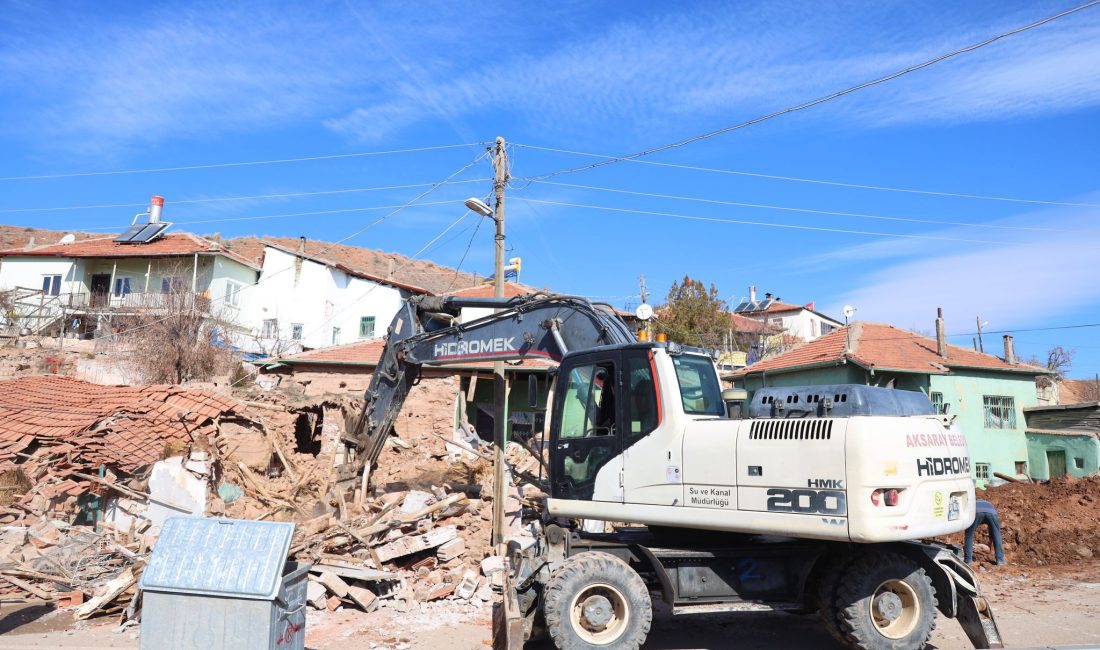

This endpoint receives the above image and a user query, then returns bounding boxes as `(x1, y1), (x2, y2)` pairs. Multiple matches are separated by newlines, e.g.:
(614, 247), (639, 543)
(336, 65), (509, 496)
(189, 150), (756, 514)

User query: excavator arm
(352, 292), (637, 472)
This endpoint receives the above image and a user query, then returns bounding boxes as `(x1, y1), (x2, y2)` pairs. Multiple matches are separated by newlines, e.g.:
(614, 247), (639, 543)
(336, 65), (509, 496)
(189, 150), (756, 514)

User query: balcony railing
(33, 291), (211, 313)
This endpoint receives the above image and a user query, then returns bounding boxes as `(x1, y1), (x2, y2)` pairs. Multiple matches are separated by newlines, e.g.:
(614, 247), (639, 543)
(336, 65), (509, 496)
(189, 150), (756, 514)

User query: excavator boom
(353, 292), (635, 469)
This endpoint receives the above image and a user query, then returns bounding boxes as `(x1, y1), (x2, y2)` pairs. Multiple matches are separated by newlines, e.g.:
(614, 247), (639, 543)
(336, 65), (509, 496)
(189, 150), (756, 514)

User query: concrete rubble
(0, 372), (534, 635)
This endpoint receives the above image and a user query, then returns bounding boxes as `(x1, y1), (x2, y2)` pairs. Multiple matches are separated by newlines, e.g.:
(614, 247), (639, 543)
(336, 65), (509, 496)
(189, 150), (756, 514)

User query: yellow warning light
(656, 332), (667, 343)
(638, 330), (650, 342)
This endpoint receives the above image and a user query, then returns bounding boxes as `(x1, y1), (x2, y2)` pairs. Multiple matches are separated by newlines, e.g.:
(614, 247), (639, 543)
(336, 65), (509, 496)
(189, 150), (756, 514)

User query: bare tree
(118, 268), (237, 384)
(1028, 345), (1073, 389)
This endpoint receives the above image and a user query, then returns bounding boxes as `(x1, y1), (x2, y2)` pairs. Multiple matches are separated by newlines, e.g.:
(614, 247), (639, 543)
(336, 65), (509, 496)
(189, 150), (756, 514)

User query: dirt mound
(947, 476), (1100, 567)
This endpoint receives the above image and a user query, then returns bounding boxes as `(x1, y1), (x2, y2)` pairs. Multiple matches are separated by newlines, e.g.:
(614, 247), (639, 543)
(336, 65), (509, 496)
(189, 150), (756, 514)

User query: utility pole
(491, 137), (508, 547)
(976, 316), (985, 353)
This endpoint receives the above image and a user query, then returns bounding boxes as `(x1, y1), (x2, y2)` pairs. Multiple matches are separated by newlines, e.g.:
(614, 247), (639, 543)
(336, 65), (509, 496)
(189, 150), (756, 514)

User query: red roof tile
(445, 281), (536, 299)
(733, 321), (1048, 377)
(729, 312), (781, 334)
(0, 232), (260, 269)
(0, 376), (237, 471)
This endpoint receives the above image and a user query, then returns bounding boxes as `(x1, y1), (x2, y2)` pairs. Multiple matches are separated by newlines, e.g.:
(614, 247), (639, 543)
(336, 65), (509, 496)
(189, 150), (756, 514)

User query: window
(983, 396), (1017, 429)
(331, 326), (341, 345)
(359, 316), (376, 339)
(261, 319), (278, 338)
(821, 323), (836, 335)
(112, 277), (132, 297)
(671, 354), (724, 415)
(975, 463), (990, 480)
(224, 280), (243, 307)
(1075, 457), (1085, 470)
(160, 276), (184, 293)
(291, 323), (303, 341)
(930, 391), (945, 414)
(625, 352), (659, 443)
(41, 275), (61, 296)
(1015, 461), (1027, 475)
(559, 363), (616, 440)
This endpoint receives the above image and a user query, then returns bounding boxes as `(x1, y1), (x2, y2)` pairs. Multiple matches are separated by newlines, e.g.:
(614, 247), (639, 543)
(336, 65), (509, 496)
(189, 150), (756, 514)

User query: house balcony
(67, 291), (212, 314)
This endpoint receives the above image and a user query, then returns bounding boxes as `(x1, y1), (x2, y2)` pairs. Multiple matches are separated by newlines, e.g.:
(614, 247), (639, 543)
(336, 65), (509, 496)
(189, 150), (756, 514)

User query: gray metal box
(140, 517), (308, 650)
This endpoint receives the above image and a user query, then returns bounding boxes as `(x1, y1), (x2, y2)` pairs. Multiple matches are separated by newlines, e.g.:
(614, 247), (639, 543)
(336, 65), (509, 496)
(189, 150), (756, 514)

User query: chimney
(25, 235), (35, 250)
(1003, 335), (1016, 365)
(298, 236), (306, 255)
(749, 285), (757, 302)
(935, 307), (947, 358)
(764, 292), (773, 300)
(149, 195), (164, 223)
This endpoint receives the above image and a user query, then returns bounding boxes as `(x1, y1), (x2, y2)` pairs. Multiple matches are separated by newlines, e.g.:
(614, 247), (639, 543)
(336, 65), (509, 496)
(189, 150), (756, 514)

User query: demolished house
(0, 372), (524, 626)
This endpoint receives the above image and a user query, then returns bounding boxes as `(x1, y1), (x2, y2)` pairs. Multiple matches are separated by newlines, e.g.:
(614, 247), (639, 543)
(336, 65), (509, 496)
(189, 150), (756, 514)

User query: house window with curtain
(113, 277), (132, 297)
(359, 316), (375, 339)
(261, 319), (278, 338)
(41, 275), (61, 296)
(983, 395), (1017, 429)
(332, 326), (341, 345)
(224, 280), (243, 307)
(291, 323), (303, 341)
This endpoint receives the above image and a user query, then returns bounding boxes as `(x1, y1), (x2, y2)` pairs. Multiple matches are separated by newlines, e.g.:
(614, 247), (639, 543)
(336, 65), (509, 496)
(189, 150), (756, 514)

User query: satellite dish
(843, 305), (856, 319)
(58, 234), (76, 245)
(635, 303), (654, 321)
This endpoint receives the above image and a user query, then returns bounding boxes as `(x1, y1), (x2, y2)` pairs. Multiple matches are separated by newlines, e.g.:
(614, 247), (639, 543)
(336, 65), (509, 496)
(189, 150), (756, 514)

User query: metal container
(139, 517), (308, 650)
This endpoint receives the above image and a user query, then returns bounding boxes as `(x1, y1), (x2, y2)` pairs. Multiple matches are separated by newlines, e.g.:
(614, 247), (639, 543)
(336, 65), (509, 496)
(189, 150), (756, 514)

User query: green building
(733, 321), (1049, 486)
(1023, 402), (1100, 479)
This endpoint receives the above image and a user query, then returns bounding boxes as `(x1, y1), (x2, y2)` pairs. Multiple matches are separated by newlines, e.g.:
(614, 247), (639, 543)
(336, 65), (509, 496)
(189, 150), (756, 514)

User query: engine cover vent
(749, 419), (833, 440)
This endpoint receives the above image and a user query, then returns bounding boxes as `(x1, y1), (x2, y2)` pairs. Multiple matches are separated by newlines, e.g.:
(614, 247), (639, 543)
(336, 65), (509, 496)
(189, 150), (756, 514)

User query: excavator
(352, 292), (1004, 650)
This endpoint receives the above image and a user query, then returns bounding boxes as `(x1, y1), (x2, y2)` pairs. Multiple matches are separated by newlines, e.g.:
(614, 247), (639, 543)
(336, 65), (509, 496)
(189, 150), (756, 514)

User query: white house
(242, 238), (484, 353)
(733, 286), (842, 344)
(0, 231), (259, 338)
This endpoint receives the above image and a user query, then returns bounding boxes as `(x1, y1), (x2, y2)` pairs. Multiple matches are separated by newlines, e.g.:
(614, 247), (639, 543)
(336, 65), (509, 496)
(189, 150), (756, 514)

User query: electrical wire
(445, 212), (487, 293)
(0, 179), (491, 215)
(0, 143), (486, 182)
(511, 196), (1015, 245)
(518, 0), (1100, 183)
(298, 209), (476, 342)
(528, 180), (1097, 233)
(84, 151), (490, 344)
(514, 145), (1100, 209)
(72, 200), (464, 232)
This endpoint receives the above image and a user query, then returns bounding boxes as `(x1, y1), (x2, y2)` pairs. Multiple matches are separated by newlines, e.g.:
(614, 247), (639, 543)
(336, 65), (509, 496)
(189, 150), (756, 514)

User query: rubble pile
(0, 374), (535, 628)
(951, 476), (1100, 567)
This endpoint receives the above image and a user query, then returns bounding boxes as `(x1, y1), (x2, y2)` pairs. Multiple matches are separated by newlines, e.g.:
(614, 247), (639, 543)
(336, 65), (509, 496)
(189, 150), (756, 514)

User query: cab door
(550, 352), (624, 503)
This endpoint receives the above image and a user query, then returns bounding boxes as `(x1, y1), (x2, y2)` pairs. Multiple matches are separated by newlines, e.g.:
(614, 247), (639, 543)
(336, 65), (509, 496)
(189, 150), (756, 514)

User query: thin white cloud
(825, 205), (1100, 332)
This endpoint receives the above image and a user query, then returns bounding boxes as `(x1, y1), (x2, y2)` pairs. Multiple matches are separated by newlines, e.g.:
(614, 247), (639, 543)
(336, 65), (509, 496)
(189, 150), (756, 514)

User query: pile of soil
(946, 476), (1100, 567)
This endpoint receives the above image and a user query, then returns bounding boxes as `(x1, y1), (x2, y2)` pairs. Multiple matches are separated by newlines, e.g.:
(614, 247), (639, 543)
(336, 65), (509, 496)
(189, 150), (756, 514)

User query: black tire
(835, 551), (937, 650)
(816, 555), (854, 646)
(543, 552), (652, 650)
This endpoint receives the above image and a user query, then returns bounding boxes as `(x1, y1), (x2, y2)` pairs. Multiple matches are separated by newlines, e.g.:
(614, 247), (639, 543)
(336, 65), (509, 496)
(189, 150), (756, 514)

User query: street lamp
(464, 197), (493, 217)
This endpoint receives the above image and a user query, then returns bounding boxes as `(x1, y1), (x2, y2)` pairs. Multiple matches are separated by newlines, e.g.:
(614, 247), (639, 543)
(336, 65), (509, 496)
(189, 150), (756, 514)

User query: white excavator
(352, 292), (1003, 650)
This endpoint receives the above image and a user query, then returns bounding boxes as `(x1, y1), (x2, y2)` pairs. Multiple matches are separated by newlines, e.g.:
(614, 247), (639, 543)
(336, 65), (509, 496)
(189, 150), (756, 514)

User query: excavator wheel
(816, 554), (855, 646)
(542, 551), (652, 650)
(835, 551), (937, 650)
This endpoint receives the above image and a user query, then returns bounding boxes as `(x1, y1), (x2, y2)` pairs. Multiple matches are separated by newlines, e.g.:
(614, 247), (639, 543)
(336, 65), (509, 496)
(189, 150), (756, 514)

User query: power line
(0, 143), (485, 182)
(511, 196), (1015, 245)
(514, 144), (1100, 209)
(86, 152), (489, 344)
(299, 209), (476, 342)
(0, 179), (490, 215)
(528, 180), (1097, 233)
(74, 200), (463, 232)
(520, 0), (1100, 182)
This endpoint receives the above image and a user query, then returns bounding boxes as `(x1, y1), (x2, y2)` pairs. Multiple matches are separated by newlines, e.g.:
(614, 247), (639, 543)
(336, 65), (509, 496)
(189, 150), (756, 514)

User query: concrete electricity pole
(491, 137), (508, 547)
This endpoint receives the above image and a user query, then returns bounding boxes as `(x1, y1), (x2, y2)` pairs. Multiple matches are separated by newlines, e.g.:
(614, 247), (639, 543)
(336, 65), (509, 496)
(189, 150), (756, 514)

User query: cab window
(625, 352), (659, 443)
(671, 354), (724, 415)
(558, 362), (616, 439)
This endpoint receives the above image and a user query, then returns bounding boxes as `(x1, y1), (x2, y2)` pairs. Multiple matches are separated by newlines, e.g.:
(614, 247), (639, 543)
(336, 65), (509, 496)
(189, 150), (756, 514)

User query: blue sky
(1, 1), (1098, 377)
